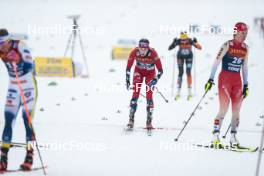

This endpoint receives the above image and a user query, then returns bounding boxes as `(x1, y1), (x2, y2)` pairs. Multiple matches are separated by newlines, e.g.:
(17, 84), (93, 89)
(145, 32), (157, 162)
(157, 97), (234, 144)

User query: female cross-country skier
(168, 31), (202, 100)
(0, 29), (37, 171)
(205, 22), (249, 147)
(125, 39), (163, 130)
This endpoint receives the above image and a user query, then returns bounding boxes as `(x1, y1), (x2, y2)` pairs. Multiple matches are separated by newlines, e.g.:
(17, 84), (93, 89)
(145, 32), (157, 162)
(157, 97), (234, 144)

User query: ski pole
(222, 124), (231, 139)
(155, 87), (169, 103)
(255, 114), (264, 176)
(193, 48), (197, 96)
(0, 141), (47, 149)
(78, 32), (90, 77)
(174, 91), (208, 141)
(145, 79), (168, 103)
(12, 62), (47, 176)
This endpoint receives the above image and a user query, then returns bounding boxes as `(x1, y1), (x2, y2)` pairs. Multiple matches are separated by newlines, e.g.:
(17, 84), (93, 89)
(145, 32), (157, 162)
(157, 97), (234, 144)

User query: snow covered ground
(0, 0), (264, 175)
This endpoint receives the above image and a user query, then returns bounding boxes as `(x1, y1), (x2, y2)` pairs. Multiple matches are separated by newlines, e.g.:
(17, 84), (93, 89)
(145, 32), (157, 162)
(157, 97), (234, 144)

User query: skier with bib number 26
(205, 22), (249, 147)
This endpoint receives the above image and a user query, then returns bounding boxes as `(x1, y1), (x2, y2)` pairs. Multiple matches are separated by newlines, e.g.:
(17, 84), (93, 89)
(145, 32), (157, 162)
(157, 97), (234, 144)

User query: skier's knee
(187, 74), (192, 87)
(4, 111), (15, 127)
(146, 91), (153, 100)
(130, 98), (138, 110)
(3, 111), (15, 143)
(177, 77), (183, 88)
(146, 99), (154, 118)
(178, 68), (184, 77)
(146, 99), (154, 110)
(186, 69), (191, 76)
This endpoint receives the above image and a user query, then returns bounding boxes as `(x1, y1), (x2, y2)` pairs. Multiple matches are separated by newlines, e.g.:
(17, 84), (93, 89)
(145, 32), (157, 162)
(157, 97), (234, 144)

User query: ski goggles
(138, 42), (149, 48)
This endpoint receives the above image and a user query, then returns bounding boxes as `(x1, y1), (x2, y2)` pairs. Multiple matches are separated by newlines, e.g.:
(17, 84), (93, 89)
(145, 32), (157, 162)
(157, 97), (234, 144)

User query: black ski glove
(193, 37), (197, 43)
(242, 84), (248, 98)
(205, 79), (214, 92)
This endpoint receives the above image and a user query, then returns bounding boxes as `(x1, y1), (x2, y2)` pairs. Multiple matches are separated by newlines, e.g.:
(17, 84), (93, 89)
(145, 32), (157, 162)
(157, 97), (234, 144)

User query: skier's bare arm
(209, 42), (229, 80)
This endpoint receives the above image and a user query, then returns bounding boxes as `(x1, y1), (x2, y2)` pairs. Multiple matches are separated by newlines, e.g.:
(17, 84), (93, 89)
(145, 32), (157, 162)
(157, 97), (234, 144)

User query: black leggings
(177, 57), (193, 88)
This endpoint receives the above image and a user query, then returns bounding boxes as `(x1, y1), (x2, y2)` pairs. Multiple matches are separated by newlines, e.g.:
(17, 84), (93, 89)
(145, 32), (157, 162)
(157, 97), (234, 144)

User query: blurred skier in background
(204, 22), (249, 147)
(125, 39), (163, 130)
(168, 31), (202, 100)
(0, 29), (37, 171)
(261, 18), (264, 39)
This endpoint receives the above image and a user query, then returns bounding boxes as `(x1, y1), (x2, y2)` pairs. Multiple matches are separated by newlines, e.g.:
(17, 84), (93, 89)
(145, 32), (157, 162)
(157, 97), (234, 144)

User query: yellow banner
(34, 57), (74, 77)
(112, 46), (133, 60)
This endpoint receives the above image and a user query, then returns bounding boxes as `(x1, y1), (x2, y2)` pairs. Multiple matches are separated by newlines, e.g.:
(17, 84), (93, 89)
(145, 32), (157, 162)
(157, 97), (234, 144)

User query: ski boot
(146, 118), (153, 130)
(175, 88), (181, 100)
(211, 131), (223, 149)
(146, 118), (153, 136)
(175, 94), (180, 100)
(187, 87), (193, 101)
(126, 98), (138, 130)
(230, 132), (240, 148)
(20, 148), (34, 171)
(0, 146), (9, 171)
(146, 100), (154, 130)
(127, 116), (134, 129)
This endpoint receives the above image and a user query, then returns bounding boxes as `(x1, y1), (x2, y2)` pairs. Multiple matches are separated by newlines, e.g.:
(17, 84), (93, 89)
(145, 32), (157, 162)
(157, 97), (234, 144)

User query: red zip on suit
(126, 47), (163, 102)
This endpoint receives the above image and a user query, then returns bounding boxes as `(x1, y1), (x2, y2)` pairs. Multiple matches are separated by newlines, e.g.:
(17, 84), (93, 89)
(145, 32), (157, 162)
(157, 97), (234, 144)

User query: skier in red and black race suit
(126, 39), (163, 130)
(168, 31), (202, 100)
(205, 22), (249, 147)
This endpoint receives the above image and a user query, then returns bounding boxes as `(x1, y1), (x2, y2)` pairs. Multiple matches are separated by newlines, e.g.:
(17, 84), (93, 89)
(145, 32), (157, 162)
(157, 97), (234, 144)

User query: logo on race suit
(227, 57), (243, 72)
(7, 94), (15, 100)
(23, 49), (30, 54)
(25, 55), (32, 61)
(133, 72), (142, 81)
(24, 97), (34, 104)
(8, 89), (17, 93)
(229, 48), (247, 58)
(7, 92), (16, 100)
(232, 57), (242, 64)
(137, 56), (153, 63)
(24, 91), (31, 98)
(6, 99), (14, 107)
(136, 62), (155, 70)
(180, 49), (190, 55)
(11, 80), (27, 84)
(21, 97), (34, 106)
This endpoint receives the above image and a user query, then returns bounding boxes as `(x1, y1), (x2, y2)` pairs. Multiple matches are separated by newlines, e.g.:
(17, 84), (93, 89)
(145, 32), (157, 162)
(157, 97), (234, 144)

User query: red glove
(6, 50), (21, 63)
